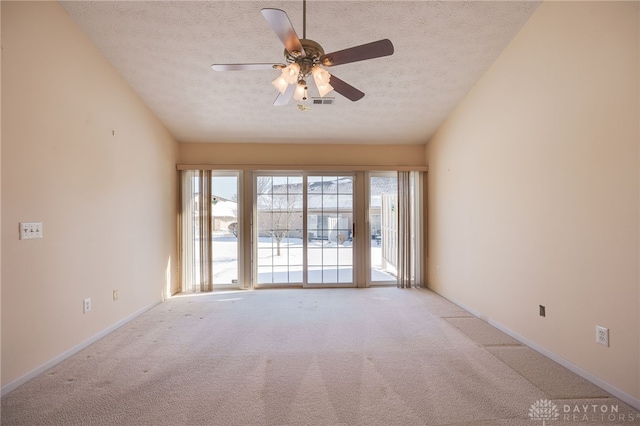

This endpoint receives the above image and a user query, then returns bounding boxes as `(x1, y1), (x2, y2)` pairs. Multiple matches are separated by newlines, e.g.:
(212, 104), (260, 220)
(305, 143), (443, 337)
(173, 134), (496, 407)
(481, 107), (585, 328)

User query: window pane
(338, 194), (352, 210)
(338, 268), (352, 283)
(323, 177), (338, 193)
(338, 246), (353, 266)
(323, 268), (338, 283)
(307, 247), (322, 267)
(257, 177), (272, 194)
(322, 246), (338, 265)
(337, 177), (353, 194)
(370, 175), (398, 283)
(308, 266), (323, 284)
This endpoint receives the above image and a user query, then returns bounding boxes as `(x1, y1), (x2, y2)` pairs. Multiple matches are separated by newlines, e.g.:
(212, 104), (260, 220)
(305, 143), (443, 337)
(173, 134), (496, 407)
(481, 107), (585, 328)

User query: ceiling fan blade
(273, 82), (296, 106)
(211, 64), (281, 71)
(261, 8), (305, 58)
(320, 39), (394, 67)
(329, 75), (365, 102)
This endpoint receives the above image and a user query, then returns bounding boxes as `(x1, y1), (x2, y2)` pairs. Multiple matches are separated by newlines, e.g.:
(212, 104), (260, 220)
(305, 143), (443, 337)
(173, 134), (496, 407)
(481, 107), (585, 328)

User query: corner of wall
(426, 1), (640, 403)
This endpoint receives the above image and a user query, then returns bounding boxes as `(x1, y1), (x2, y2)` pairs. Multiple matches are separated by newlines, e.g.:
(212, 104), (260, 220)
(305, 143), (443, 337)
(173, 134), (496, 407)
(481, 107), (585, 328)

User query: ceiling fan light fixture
(311, 65), (330, 86)
(312, 66), (333, 97)
(294, 80), (308, 101)
(272, 75), (290, 94)
(283, 63), (300, 84)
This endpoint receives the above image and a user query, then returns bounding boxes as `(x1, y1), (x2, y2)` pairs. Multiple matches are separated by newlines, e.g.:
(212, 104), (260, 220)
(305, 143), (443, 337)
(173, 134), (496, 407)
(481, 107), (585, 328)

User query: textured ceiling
(60, 1), (541, 145)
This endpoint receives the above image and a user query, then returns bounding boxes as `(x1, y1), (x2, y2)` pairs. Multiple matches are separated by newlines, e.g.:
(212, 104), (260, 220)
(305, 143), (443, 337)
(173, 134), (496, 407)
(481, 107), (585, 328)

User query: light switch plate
(19, 222), (43, 239)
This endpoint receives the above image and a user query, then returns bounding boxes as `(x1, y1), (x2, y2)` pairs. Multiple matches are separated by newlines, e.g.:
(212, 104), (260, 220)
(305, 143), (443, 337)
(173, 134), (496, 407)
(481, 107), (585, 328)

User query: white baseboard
(434, 292), (640, 412)
(1, 301), (161, 397)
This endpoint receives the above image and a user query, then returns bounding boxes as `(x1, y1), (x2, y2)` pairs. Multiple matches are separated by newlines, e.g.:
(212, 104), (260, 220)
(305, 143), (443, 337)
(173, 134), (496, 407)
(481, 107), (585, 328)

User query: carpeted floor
(1, 287), (637, 425)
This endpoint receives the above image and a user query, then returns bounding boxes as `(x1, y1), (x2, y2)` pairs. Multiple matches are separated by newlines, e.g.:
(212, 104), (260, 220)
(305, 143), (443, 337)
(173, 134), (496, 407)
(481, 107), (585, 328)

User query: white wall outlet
(19, 222), (43, 240)
(596, 325), (609, 347)
(113, 289), (119, 301)
(83, 298), (92, 314)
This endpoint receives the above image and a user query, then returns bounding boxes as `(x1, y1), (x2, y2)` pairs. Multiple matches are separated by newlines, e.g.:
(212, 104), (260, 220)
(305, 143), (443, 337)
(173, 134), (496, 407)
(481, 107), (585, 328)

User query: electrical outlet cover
(83, 298), (92, 314)
(596, 325), (609, 347)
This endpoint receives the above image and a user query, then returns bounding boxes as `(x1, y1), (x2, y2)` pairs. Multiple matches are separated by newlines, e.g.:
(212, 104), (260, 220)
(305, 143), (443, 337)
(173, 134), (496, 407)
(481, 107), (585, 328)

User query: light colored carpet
(444, 317), (522, 347)
(1, 287), (636, 425)
(486, 346), (610, 399)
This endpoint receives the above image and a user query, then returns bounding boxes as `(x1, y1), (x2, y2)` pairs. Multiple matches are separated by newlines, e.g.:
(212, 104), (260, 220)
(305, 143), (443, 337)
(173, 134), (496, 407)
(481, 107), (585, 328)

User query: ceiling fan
(211, 1), (394, 106)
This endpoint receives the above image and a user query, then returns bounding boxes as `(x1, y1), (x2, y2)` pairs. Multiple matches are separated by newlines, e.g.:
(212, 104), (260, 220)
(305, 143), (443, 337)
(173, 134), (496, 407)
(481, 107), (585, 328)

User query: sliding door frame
(252, 171), (360, 289)
(179, 170), (245, 292)
(211, 170), (244, 290)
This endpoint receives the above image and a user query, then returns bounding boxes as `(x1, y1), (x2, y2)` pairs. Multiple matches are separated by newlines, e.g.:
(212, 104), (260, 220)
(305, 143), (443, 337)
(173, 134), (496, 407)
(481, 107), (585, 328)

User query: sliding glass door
(254, 173), (354, 287)
(210, 175), (240, 285)
(306, 175), (354, 285)
(181, 171), (241, 292)
(369, 173), (398, 284)
(366, 171), (422, 287)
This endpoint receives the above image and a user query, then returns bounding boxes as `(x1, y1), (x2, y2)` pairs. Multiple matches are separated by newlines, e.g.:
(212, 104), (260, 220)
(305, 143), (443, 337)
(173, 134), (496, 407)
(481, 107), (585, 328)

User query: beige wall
(180, 142), (426, 168)
(1, 2), (179, 388)
(426, 1), (639, 402)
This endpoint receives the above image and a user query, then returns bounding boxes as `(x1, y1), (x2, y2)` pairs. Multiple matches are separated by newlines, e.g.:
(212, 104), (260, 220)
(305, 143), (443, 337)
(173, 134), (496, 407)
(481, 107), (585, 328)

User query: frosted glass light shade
(271, 75), (289, 94)
(283, 63), (300, 84)
(293, 82), (308, 101)
(311, 66), (331, 86)
(312, 66), (333, 97)
(317, 82), (334, 98)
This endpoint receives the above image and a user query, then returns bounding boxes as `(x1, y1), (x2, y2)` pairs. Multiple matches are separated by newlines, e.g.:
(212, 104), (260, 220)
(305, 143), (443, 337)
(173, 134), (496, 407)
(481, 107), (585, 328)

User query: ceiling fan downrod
(302, 0), (306, 40)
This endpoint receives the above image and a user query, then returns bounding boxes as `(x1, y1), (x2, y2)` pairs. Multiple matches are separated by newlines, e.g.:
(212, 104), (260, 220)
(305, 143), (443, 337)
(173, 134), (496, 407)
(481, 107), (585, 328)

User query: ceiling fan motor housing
(285, 39), (327, 78)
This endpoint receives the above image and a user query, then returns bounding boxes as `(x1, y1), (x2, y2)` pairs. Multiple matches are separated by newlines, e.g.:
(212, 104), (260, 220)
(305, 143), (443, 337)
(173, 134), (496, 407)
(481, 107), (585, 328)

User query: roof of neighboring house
(258, 176), (397, 210)
(212, 200), (237, 218)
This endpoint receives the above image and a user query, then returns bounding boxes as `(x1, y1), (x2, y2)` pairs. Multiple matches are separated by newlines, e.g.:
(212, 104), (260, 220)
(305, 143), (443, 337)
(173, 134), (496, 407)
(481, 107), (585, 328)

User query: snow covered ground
(201, 233), (397, 285)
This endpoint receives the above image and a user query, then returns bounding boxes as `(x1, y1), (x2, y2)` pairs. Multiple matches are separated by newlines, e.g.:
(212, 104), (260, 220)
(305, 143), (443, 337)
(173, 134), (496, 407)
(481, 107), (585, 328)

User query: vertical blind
(397, 171), (412, 288)
(181, 170), (214, 292)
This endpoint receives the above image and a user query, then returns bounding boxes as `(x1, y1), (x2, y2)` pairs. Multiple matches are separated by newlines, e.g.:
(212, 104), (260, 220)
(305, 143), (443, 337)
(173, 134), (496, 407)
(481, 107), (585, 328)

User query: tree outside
(257, 176), (303, 257)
